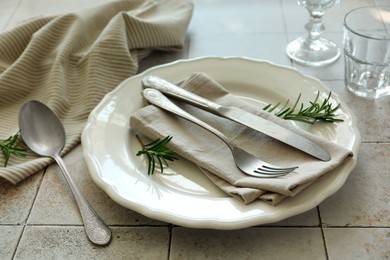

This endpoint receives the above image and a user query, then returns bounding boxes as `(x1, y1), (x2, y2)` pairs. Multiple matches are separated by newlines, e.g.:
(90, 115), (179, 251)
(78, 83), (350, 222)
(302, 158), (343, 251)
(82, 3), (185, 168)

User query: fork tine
(255, 167), (298, 175)
(254, 169), (288, 174)
(248, 170), (289, 178)
(256, 168), (297, 173)
(253, 165), (297, 176)
(262, 165), (299, 171)
(254, 170), (290, 175)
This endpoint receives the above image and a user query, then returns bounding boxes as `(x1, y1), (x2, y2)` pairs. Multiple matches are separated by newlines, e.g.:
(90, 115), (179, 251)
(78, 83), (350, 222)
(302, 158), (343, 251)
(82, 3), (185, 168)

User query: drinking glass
(286, 0), (341, 66)
(343, 6), (390, 98)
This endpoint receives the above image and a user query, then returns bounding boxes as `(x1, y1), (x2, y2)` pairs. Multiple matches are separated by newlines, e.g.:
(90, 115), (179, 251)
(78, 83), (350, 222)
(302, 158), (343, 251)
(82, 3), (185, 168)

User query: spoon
(19, 100), (112, 246)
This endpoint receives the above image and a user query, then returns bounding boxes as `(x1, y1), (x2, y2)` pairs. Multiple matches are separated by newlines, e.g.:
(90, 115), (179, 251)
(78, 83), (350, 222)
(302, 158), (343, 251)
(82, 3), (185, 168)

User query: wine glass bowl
(286, 0), (341, 66)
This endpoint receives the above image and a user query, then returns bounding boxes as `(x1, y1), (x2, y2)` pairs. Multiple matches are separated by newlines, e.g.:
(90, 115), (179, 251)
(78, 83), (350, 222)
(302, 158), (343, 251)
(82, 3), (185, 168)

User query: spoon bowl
(19, 101), (65, 157)
(19, 100), (112, 246)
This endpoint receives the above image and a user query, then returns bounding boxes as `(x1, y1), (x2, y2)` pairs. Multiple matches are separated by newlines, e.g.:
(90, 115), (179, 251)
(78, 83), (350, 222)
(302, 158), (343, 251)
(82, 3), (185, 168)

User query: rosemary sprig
(136, 135), (179, 175)
(0, 132), (27, 167)
(263, 91), (344, 124)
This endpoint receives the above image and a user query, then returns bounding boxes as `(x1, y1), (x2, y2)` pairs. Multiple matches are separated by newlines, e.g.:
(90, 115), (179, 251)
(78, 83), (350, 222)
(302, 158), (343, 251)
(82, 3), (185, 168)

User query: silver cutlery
(143, 88), (298, 178)
(142, 76), (331, 162)
(19, 100), (112, 246)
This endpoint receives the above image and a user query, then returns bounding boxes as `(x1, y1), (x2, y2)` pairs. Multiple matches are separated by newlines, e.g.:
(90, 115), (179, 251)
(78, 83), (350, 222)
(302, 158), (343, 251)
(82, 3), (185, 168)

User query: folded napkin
(0, 0), (193, 184)
(130, 73), (353, 205)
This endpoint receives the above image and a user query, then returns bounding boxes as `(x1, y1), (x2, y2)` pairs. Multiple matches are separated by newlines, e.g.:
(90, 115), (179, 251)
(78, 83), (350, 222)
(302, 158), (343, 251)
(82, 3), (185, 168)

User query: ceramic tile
(0, 226), (23, 259)
(282, 0), (312, 34)
(324, 228), (390, 259)
(0, 0), (21, 32)
(170, 227), (326, 259)
(190, 0), (284, 34)
(0, 171), (43, 224)
(14, 226), (170, 259)
(264, 207), (320, 226)
(27, 145), (167, 226)
(26, 163), (81, 225)
(6, 0), (115, 29)
(319, 143), (390, 227)
(374, 0), (389, 5)
(323, 80), (390, 142)
(189, 33), (291, 66)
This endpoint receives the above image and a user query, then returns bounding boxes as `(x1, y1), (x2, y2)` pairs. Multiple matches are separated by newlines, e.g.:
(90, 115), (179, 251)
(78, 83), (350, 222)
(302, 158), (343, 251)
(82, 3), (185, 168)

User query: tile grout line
(317, 206), (330, 260)
(280, 0), (288, 38)
(11, 168), (47, 259)
(167, 225), (174, 260)
(280, 0), (295, 68)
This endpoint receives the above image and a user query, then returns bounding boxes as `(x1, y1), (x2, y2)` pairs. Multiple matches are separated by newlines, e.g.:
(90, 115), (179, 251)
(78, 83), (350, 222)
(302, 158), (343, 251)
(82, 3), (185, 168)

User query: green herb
(136, 135), (179, 175)
(263, 91), (344, 124)
(0, 132), (27, 167)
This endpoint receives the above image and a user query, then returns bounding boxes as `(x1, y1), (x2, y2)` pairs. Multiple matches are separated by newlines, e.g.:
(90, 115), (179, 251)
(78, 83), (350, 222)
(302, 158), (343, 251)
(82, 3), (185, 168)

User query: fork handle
(143, 88), (233, 150)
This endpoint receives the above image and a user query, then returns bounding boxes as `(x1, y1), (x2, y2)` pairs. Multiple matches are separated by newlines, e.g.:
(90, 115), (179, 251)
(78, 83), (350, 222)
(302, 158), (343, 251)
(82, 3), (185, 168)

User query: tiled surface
(15, 227), (170, 259)
(170, 227), (326, 259)
(319, 143), (390, 227)
(1, 0), (389, 259)
(324, 228), (390, 259)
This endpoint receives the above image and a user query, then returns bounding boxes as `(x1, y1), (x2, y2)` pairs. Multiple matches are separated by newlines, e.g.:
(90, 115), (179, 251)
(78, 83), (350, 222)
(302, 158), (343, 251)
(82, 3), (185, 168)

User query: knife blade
(142, 76), (331, 161)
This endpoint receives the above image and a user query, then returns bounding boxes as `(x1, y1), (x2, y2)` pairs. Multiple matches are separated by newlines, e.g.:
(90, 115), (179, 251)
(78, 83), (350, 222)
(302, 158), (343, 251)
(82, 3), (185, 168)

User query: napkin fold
(130, 73), (353, 205)
(0, 0), (193, 184)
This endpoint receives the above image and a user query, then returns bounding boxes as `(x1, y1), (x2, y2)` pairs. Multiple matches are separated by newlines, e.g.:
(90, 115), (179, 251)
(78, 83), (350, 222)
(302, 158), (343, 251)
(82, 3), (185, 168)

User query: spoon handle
(53, 154), (112, 246)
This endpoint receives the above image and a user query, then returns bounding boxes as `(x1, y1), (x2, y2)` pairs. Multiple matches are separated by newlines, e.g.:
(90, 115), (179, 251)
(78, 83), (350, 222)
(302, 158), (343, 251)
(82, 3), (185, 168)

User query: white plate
(82, 57), (360, 229)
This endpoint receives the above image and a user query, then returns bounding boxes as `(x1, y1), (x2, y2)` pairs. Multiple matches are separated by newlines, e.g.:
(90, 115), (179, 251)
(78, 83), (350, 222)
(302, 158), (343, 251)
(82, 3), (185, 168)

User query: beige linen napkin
(0, 0), (193, 184)
(130, 73), (353, 205)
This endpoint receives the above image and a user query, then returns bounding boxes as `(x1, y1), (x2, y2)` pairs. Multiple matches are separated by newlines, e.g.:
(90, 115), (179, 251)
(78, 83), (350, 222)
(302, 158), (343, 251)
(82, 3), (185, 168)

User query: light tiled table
(1, 0), (389, 259)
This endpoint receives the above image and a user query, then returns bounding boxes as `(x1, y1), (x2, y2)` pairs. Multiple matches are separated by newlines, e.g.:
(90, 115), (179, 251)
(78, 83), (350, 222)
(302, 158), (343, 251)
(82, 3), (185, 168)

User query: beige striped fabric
(0, 0), (193, 184)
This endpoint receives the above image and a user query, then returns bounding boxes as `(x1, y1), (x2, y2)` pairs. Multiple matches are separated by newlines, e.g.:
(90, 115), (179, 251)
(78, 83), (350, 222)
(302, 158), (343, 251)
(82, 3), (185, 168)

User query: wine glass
(286, 0), (341, 66)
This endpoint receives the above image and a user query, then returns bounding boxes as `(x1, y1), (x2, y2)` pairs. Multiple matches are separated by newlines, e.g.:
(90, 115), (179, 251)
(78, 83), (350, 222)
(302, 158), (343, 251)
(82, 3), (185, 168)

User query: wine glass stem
(305, 10), (325, 43)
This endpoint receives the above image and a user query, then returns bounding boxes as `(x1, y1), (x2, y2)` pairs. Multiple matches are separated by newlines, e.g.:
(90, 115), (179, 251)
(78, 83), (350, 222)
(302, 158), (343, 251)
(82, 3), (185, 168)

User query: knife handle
(142, 76), (221, 112)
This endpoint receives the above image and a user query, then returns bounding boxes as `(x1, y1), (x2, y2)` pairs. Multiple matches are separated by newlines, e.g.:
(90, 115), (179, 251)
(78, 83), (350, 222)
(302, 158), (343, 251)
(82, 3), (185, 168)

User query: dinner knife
(142, 76), (331, 161)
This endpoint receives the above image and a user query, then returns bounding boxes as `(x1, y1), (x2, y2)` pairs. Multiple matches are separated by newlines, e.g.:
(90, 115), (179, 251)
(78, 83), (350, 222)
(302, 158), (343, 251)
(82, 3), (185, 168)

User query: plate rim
(81, 56), (361, 229)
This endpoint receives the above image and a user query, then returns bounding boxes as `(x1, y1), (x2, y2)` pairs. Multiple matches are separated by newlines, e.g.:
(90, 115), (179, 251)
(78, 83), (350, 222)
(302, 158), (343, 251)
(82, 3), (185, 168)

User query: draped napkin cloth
(0, 0), (193, 184)
(130, 73), (354, 205)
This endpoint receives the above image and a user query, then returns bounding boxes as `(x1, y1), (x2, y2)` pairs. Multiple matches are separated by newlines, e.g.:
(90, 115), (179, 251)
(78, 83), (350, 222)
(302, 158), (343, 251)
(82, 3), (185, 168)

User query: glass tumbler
(343, 6), (390, 98)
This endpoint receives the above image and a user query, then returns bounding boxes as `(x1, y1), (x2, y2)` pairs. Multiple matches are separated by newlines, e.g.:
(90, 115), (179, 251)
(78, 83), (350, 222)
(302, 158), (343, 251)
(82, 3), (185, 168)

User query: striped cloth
(0, 0), (193, 184)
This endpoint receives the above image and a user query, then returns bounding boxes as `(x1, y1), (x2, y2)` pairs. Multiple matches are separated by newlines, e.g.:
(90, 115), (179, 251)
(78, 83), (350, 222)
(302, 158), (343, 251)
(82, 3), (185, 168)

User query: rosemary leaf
(0, 132), (27, 167)
(136, 135), (179, 175)
(263, 91), (343, 124)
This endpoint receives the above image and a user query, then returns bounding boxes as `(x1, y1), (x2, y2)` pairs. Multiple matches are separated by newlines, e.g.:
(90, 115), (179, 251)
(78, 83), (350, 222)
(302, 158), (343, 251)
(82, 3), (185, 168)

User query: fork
(143, 88), (298, 178)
